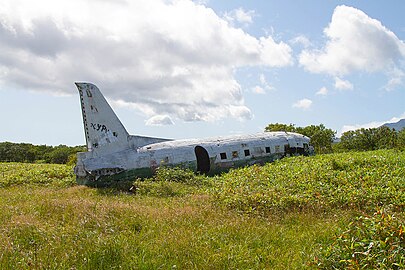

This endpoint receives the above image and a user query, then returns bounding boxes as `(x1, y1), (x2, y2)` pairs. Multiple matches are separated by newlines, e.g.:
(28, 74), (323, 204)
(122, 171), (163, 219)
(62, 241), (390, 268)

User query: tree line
(1, 124), (404, 165)
(265, 123), (405, 154)
(0, 142), (86, 165)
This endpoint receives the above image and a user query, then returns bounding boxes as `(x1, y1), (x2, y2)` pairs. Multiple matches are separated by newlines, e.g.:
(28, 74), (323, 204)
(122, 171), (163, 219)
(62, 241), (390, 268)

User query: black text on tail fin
(75, 82), (129, 152)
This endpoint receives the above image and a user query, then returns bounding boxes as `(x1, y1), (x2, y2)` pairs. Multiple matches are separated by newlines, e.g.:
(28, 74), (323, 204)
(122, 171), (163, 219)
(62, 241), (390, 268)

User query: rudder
(75, 82), (129, 152)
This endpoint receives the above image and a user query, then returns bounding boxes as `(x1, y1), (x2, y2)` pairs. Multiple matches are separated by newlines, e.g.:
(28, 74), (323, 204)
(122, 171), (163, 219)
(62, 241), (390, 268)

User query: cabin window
(275, 145), (280, 153)
(265, 147), (271, 153)
(220, 152), (227, 160)
(244, 149), (250, 156)
(232, 151), (239, 158)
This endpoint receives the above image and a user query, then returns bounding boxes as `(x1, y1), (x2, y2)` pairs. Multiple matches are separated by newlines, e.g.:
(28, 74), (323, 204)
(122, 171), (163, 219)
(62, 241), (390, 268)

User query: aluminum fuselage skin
(73, 82), (313, 186)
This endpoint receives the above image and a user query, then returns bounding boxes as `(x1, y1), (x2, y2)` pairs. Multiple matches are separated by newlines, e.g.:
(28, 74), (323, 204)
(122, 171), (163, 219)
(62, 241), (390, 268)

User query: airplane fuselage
(73, 82), (313, 187)
(75, 131), (312, 186)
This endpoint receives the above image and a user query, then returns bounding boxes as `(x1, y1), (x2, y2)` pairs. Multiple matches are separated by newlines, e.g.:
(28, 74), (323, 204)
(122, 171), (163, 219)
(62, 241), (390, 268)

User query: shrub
(315, 208), (405, 269)
(211, 150), (405, 215)
(131, 167), (210, 197)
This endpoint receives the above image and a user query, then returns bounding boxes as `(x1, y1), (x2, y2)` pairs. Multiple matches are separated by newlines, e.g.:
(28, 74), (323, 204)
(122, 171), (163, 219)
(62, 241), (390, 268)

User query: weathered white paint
(74, 82), (313, 184)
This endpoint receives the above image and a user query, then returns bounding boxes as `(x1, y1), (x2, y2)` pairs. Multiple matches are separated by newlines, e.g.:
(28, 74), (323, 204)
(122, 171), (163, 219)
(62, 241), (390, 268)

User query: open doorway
(194, 146), (210, 174)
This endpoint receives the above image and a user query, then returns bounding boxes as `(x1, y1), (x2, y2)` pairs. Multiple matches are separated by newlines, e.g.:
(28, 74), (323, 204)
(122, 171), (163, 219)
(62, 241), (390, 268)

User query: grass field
(0, 150), (404, 269)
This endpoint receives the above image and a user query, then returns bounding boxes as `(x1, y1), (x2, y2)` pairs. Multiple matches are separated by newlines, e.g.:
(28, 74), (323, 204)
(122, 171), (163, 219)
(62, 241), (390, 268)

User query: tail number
(90, 123), (118, 137)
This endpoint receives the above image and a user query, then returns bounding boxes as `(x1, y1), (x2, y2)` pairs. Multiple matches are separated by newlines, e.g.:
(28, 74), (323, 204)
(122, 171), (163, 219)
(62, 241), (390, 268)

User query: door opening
(194, 146), (210, 173)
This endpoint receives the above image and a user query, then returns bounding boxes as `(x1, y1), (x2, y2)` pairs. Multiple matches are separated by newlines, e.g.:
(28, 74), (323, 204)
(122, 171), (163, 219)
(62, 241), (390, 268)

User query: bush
(315, 208), (405, 269)
(131, 167), (210, 197)
(0, 142), (86, 164)
(211, 150), (405, 215)
(153, 167), (198, 185)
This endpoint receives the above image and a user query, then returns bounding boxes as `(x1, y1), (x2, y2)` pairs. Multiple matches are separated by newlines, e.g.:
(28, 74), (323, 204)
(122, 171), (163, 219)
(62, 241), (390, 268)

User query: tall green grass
(0, 149), (403, 269)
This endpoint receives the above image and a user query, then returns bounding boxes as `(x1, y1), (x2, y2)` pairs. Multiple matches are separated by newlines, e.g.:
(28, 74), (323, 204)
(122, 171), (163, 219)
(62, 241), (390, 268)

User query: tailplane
(75, 82), (129, 152)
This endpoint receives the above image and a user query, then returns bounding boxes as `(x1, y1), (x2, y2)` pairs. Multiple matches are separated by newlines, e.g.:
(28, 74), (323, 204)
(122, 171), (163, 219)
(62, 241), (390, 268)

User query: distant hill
(382, 118), (405, 131)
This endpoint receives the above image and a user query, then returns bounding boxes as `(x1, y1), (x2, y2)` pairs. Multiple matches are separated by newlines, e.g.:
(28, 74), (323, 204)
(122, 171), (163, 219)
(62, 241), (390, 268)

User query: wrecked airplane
(74, 82), (314, 186)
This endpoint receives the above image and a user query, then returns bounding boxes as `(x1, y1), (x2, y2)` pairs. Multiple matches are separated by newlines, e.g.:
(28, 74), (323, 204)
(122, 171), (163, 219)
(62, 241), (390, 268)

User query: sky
(0, 0), (404, 146)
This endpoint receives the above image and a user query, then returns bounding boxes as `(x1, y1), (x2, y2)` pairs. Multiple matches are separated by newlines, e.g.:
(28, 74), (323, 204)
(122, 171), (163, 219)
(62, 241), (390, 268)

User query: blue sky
(0, 0), (404, 146)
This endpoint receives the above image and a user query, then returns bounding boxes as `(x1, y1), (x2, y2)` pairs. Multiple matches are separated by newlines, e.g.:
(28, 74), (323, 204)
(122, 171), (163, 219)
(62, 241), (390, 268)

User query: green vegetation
(340, 126), (405, 152)
(0, 163), (76, 188)
(0, 142), (86, 164)
(264, 123), (405, 154)
(265, 123), (336, 154)
(315, 208), (404, 269)
(0, 149), (404, 269)
(212, 150), (404, 214)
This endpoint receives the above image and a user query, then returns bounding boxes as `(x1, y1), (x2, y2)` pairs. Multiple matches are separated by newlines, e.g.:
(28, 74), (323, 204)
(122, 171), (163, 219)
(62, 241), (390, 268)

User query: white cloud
(252, 85), (266, 94)
(224, 7), (255, 26)
(145, 115), (174, 126)
(259, 37), (293, 67)
(334, 77), (353, 90)
(259, 74), (269, 88)
(316, 86), (328, 96)
(385, 67), (405, 91)
(387, 113), (405, 124)
(193, 0), (210, 5)
(340, 112), (405, 135)
(292, 98), (312, 110)
(299, 5), (405, 87)
(289, 35), (311, 48)
(341, 122), (382, 135)
(251, 73), (274, 95)
(0, 0), (293, 123)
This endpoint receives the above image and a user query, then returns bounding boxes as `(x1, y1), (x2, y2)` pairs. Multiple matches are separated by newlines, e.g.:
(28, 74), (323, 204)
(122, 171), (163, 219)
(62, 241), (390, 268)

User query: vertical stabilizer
(75, 82), (129, 152)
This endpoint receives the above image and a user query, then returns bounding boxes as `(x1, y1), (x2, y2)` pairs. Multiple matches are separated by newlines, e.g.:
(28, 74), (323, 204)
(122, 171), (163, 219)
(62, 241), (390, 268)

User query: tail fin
(75, 82), (129, 152)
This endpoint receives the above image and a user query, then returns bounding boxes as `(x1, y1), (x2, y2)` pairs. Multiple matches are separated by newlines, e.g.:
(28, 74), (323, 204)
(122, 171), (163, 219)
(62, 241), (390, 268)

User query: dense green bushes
(211, 150), (405, 215)
(0, 142), (85, 164)
(316, 209), (405, 269)
(265, 122), (405, 153)
(132, 167), (210, 197)
(340, 126), (405, 151)
(0, 163), (75, 187)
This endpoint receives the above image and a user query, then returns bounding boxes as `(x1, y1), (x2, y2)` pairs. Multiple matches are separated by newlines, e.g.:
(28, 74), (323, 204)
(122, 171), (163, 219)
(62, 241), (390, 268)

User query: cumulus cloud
(299, 5), (405, 88)
(292, 98), (312, 110)
(340, 112), (405, 135)
(259, 74), (274, 90)
(289, 35), (311, 48)
(385, 67), (405, 91)
(334, 77), (353, 90)
(251, 73), (274, 94)
(224, 7), (255, 26)
(0, 0), (293, 123)
(145, 115), (174, 126)
(316, 86), (328, 96)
